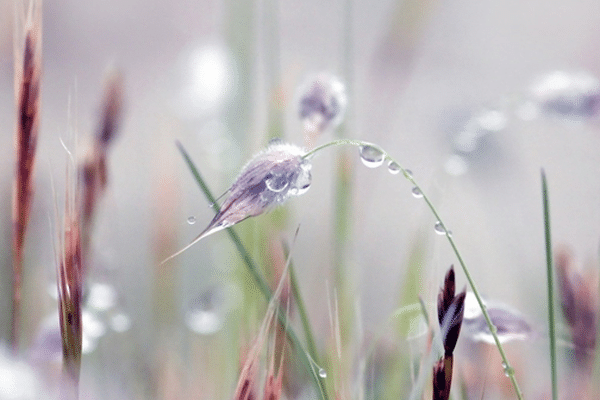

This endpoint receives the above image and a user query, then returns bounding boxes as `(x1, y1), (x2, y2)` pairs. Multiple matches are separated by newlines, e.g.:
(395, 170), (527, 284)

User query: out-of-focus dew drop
(185, 287), (225, 335)
(0, 348), (40, 400)
(445, 108), (507, 176)
(444, 154), (468, 176)
(82, 310), (106, 354)
(110, 312), (132, 333)
(87, 282), (117, 312)
(530, 70), (600, 120)
(172, 43), (235, 118)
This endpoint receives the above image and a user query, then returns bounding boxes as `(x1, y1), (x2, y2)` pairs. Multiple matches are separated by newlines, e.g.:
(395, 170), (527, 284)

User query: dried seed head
(297, 72), (347, 134)
(162, 142), (311, 263)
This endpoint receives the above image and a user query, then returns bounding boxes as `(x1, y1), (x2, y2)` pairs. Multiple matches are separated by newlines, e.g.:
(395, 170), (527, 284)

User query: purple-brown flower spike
(438, 266), (466, 356)
(162, 142), (312, 263)
(434, 266), (466, 400)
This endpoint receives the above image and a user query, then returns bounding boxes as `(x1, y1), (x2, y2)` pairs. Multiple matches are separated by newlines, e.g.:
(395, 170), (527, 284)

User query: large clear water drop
(359, 145), (385, 168)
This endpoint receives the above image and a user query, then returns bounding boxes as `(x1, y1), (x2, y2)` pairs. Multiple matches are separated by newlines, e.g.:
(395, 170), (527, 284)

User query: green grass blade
(175, 141), (329, 399)
(542, 169), (558, 400)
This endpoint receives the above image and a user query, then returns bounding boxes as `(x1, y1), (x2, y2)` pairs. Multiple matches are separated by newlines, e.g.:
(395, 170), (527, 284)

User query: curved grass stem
(306, 139), (524, 400)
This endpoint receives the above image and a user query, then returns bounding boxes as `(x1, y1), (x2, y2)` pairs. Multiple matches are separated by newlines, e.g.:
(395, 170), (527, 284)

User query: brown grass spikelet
(80, 72), (124, 233)
(11, 0), (42, 351)
(433, 266), (466, 400)
(56, 212), (83, 398)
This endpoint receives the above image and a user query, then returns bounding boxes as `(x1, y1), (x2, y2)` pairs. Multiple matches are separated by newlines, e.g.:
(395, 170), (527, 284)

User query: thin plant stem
(304, 139), (524, 400)
(175, 142), (329, 400)
(284, 245), (320, 365)
(542, 169), (558, 400)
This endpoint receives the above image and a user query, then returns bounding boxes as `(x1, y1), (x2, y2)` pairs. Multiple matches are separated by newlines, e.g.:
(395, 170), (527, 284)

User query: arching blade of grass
(542, 169), (558, 400)
(175, 141), (328, 399)
(304, 139), (524, 399)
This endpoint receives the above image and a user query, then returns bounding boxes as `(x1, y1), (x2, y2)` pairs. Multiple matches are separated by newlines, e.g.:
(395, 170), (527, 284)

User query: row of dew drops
(358, 144), (451, 238)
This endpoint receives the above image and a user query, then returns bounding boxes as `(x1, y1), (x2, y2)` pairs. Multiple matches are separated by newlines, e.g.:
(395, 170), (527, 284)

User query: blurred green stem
(542, 170), (558, 400)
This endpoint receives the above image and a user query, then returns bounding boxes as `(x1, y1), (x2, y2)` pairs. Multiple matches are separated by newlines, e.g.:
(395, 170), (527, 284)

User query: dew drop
(502, 362), (514, 377)
(265, 174), (289, 192)
(434, 221), (447, 235)
(359, 145), (385, 168)
(186, 288), (225, 335)
(411, 187), (423, 198)
(186, 309), (223, 335)
(403, 169), (413, 179)
(87, 283), (117, 312)
(387, 160), (401, 174)
(318, 368), (327, 378)
(110, 313), (132, 333)
(83, 311), (106, 339)
(187, 216), (197, 225)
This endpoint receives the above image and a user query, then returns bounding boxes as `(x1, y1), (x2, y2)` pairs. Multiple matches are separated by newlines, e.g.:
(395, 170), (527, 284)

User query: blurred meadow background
(1, 0), (600, 398)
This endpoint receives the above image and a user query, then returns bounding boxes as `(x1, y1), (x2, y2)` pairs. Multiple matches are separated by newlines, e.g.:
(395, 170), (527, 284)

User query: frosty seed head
(162, 142), (313, 264)
(297, 72), (347, 134)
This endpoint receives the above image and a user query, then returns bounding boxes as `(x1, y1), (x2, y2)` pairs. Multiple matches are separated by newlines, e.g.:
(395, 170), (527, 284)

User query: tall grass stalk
(11, 3), (42, 352)
(542, 170), (558, 400)
(304, 138), (524, 399)
(175, 142), (329, 399)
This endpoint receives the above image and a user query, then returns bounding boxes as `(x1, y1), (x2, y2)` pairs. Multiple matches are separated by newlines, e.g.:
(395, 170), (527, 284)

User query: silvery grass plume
(162, 141), (312, 263)
(297, 73), (347, 147)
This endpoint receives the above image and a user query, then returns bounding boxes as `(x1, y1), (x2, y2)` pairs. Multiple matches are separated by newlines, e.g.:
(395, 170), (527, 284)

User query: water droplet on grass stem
(359, 145), (385, 168)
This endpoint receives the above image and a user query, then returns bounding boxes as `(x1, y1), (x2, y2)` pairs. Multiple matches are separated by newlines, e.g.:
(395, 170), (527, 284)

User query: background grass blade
(542, 169), (558, 400)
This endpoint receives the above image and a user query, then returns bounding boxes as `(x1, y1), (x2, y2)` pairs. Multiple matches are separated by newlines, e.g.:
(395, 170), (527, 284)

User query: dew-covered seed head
(205, 142), (311, 232)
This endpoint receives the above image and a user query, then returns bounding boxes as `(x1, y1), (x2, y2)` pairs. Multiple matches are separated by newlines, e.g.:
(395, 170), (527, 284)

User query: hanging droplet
(411, 187), (423, 198)
(318, 368), (327, 378)
(387, 160), (401, 174)
(434, 221), (447, 235)
(403, 169), (413, 179)
(502, 362), (514, 377)
(359, 145), (385, 168)
(187, 216), (197, 225)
